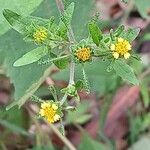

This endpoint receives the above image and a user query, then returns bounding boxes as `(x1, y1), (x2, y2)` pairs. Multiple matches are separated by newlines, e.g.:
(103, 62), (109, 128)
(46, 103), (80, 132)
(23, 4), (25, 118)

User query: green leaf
(53, 55), (70, 69)
(113, 60), (139, 85)
(134, 0), (150, 19)
(69, 0), (95, 41)
(6, 65), (53, 109)
(57, 20), (68, 40)
(0, 0), (43, 36)
(75, 80), (84, 90)
(114, 25), (125, 37)
(121, 27), (140, 42)
(78, 134), (106, 150)
(3, 9), (50, 35)
(0, 107), (23, 126)
(88, 20), (103, 46)
(14, 47), (48, 66)
(61, 2), (75, 28)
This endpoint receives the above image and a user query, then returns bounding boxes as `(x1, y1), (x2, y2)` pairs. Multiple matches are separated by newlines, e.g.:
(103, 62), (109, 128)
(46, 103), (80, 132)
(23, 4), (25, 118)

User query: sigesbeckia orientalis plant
(3, 0), (141, 134)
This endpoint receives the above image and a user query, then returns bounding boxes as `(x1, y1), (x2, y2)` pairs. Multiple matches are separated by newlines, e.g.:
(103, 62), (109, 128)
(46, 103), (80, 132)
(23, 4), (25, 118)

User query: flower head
(110, 37), (131, 59)
(39, 101), (61, 123)
(74, 46), (92, 63)
(33, 27), (48, 43)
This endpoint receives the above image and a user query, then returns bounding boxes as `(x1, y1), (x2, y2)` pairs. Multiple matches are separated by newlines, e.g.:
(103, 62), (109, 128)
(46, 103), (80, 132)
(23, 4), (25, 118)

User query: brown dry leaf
(104, 85), (140, 139)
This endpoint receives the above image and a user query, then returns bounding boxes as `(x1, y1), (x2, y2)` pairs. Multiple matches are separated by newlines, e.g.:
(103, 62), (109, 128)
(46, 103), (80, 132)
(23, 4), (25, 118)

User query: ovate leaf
(61, 2), (75, 28)
(3, 9), (50, 35)
(57, 20), (68, 40)
(0, 0), (43, 36)
(14, 46), (48, 66)
(88, 20), (103, 46)
(114, 25), (125, 37)
(113, 60), (139, 85)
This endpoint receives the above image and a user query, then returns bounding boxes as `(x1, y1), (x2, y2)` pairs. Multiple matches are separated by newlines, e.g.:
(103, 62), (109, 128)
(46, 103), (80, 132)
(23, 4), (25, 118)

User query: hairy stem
(60, 93), (68, 106)
(56, 0), (64, 12)
(56, 0), (76, 105)
(69, 62), (75, 84)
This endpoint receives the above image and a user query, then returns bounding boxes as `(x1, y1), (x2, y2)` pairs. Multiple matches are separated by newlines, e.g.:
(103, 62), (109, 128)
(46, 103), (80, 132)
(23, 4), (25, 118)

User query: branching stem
(55, 0), (76, 106)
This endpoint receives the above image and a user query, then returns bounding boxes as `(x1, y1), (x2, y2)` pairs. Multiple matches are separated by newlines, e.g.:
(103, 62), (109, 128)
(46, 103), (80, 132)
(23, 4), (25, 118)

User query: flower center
(39, 102), (60, 123)
(76, 47), (91, 62)
(115, 40), (130, 55)
(110, 38), (132, 59)
(33, 28), (47, 43)
(43, 106), (56, 119)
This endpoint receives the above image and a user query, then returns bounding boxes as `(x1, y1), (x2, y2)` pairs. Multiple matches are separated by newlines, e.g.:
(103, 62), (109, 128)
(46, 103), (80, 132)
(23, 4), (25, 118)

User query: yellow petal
(39, 109), (45, 116)
(126, 43), (131, 50)
(124, 52), (130, 59)
(54, 114), (60, 121)
(41, 102), (47, 108)
(118, 37), (124, 42)
(47, 118), (55, 123)
(113, 52), (119, 59)
(110, 44), (115, 51)
(41, 102), (51, 109)
(52, 104), (58, 110)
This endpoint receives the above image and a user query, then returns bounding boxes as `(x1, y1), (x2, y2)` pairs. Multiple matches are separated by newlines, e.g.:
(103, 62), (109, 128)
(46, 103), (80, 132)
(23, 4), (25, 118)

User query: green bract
(71, 40), (93, 63)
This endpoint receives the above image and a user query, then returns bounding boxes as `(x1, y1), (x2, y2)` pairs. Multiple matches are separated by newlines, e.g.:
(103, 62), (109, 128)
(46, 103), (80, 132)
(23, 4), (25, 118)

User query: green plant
(2, 0), (141, 135)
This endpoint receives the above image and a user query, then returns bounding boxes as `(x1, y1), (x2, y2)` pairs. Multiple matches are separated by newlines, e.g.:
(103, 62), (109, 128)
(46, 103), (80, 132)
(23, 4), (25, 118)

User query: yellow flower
(33, 28), (48, 43)
(75, 47), (92, 62)
(110, 37), (132, 59)
(39, 101), (61, 123)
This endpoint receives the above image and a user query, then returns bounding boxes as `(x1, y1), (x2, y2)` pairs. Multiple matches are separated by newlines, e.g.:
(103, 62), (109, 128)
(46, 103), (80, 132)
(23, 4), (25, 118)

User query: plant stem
(49, 123), (77, 150)
(56, 0), (76, 105)
(60, 93), (68, 106)
(56, 0), (64, 13)
(69, 62), (75, 84)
